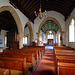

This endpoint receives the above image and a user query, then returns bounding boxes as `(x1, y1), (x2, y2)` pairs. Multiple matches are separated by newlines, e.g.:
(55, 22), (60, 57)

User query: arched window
(4, 35), (7, 47)
(69, 19), (75, 42)
(47, 31), (54, 39)
(23, 37), (27, 45)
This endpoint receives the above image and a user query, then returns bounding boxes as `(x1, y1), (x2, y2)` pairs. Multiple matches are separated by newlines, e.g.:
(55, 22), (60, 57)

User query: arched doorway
(38, 17), (63, 46)
(0, 6), (23, 48)
(24, 22), (33, 45)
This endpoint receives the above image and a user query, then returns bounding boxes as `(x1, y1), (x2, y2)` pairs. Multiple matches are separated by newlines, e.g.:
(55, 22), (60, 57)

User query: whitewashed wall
(64, 8), (75, 49)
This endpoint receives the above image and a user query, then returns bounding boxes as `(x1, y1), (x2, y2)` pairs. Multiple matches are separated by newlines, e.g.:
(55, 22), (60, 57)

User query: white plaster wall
(64, 8), (75, 48)
(34, 11), (65, 40)
(0, 30), (8, 47)
(24, 27), (30, 45)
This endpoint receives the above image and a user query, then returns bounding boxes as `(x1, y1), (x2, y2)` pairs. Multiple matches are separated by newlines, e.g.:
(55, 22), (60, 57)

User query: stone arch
(25, 22), (33, 45)
(38, 17), (63, 45)
(0, 6), (23, 48)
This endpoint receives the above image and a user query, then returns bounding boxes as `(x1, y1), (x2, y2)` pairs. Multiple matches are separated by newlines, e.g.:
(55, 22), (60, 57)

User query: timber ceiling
(9, 0), (75, 23)
(41, 20), (59, 33)
(0, 11), (18, 32)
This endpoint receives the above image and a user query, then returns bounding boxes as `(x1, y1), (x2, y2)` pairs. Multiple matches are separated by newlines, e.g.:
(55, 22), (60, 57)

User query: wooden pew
(3, 49), (39, 64)
(23, 46), (45, 56)
(0, 52), (35, 70)
(54, 46), (74, 50)
(55, 49), (75, 53)
(20, 48), (42, 60)
(10, 48), (41, 60)
(22, 47), (42, 58)
(0, 69), (9, 75)
(58, 62), (75, 75)
(56, 56), (75, 63)
(22, 48), (42, 60)
(55, 52), (75, 56)
(53, 46), (75, 75)
(54, 49), (75, 66)
(0, 57), (28, 75)
(55, 55), (75, 74)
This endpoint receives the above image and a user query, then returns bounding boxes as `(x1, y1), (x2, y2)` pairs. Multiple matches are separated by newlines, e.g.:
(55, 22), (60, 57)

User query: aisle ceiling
(41, 20), (59, 33)
(9, 0), (75, 23)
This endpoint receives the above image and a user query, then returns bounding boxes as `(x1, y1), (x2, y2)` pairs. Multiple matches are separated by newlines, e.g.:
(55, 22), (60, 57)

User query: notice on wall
(0, 39), (3, 44)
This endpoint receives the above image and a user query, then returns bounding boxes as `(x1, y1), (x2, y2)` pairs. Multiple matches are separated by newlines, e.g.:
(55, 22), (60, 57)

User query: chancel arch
(0, 6), (23, 49)
(38, 17), (63, 46)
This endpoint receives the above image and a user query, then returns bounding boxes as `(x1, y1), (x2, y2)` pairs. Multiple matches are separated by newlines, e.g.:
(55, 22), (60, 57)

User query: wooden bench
(10, 48), (42, 60)
(55, 55), (75, 74)
(53, 46), (75, 75)
(23, 46), (45, 56)
(0, 69), (9, 75)
(55, 49), (75, 53)
(3, 49), (39, 64)
(56, 56), (75, 63)
(0, 57), (28, 75)
(54, 46), (74, 50)
(55, 52), (75, 56)
(0, 52), (35, 70)
(21, 48), (42, 60)
(58, 62), (75, 75)
(22, 47), (42, 58)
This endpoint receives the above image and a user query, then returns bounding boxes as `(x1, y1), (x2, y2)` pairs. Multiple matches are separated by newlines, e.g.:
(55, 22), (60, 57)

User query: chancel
(0, 0), (75, 75)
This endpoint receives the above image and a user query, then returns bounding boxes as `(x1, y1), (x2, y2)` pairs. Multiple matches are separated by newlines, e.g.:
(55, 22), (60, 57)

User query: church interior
(0, 0), (75, 75)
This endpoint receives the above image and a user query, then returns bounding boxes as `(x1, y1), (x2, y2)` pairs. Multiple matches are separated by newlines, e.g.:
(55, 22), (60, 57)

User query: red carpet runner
(34, 50), (55, 75)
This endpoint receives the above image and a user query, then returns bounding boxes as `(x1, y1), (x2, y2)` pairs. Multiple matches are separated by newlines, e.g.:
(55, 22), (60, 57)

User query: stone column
(57, 31), (59, 45)
(19, 34), (23, 49)
(54, 33), (56, 44)
(61, 31), (64, 46)
(45, 32), (47, 43)
(36, 32), (39, 45)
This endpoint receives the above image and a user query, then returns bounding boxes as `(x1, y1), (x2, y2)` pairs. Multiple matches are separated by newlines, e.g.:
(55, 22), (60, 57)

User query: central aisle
(34, 50), (55, 75)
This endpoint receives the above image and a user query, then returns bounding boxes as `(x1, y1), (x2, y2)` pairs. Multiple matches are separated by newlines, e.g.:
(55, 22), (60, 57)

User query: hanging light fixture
(34, 0), (46, 19)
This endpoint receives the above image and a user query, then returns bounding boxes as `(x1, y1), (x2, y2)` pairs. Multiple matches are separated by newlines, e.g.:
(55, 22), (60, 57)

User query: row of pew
(54, 46), (75, 75)
(0, 46), (45, 75)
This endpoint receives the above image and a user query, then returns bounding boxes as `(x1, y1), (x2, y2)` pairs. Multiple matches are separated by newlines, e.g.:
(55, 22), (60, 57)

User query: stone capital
(18, 34), (23, 38)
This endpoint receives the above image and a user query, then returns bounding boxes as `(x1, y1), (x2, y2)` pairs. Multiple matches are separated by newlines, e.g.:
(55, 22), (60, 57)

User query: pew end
(58, 62), (75, 75)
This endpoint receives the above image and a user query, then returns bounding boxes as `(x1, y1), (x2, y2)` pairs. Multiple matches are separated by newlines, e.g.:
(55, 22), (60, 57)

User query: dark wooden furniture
(0, 57), (28, 75)
(54, 46), (75, 75)
(58, 62), (75, 75)
(7, 31), (19, 49)
(0, 69), (9, 75)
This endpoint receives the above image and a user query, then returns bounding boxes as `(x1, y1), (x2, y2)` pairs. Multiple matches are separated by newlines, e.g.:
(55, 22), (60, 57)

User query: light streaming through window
(48, 31), (54, 39)
(69, 19), (74, 42)
(23, 37), (27, 45)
